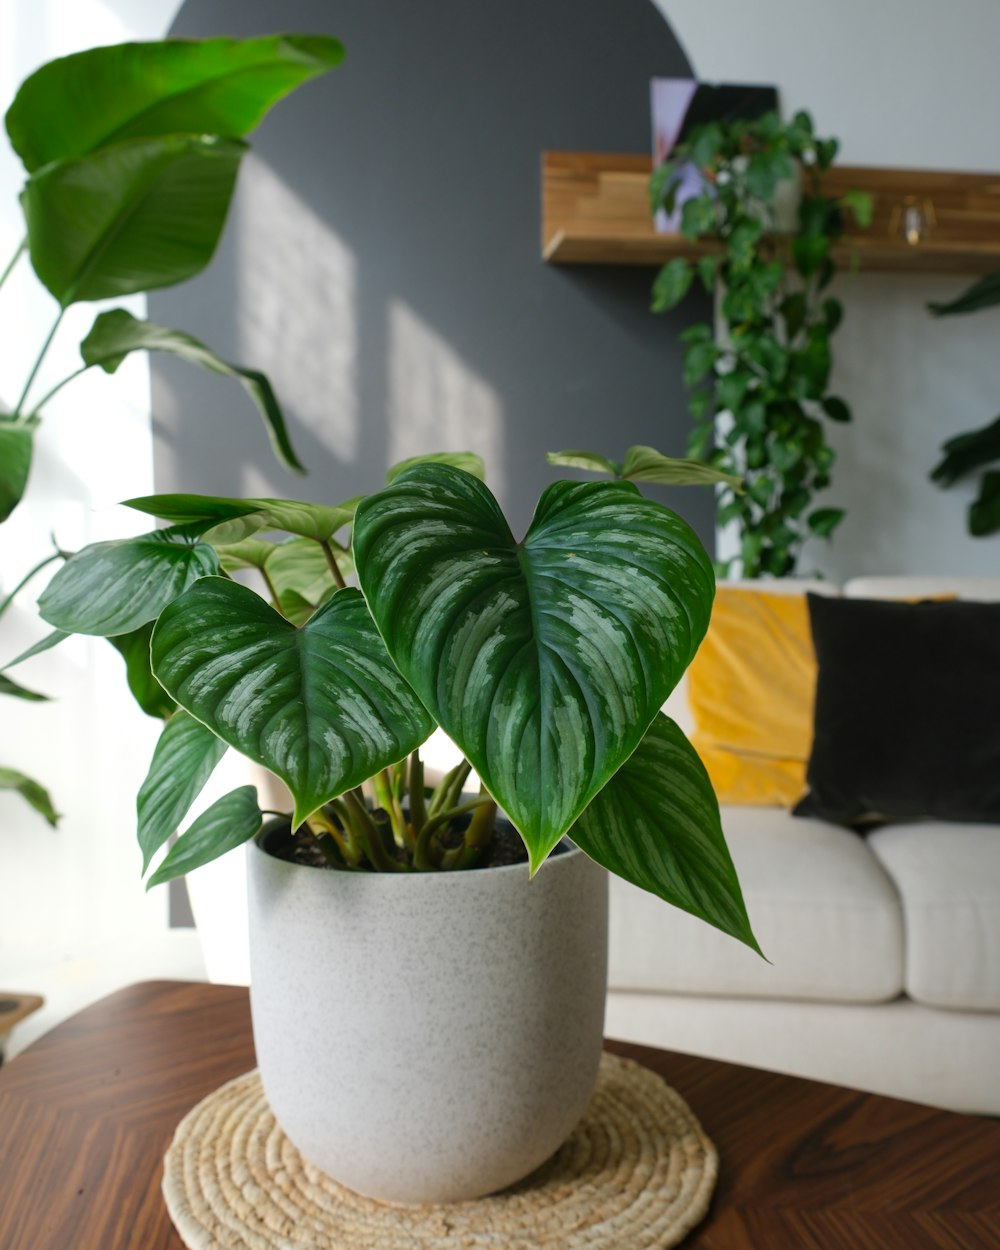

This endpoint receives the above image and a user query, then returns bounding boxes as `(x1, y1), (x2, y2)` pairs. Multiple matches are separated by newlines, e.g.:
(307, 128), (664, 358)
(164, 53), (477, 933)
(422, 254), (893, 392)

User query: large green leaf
(124, 492), (358, 542)
(353, 464), (715, 868)
(6, 35), (344, 173)
(0, 767), (59, 827)
(0, 422), (34, 522)
(386, 452), (486, 483)
(81, 311), (304, 474)
(929, 270), (1000, 317)
(38, 530), (218, 636)
(931, 415), (1000, 486)
(22, 134), (245, 306)
(107, 623), (176, 719)
(572, 714), (761, 952)
(146, 785), (262, 888)
(150, 579), (434, 826)
(137, 711), (228, 872)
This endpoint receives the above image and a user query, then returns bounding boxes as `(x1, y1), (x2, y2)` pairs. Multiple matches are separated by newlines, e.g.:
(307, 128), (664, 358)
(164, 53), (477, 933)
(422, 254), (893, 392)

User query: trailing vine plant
(649, 109), (872, 578)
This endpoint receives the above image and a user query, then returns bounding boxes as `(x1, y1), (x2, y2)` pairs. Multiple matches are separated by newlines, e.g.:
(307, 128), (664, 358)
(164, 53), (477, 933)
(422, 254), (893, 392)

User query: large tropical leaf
(81, 311), (304, 473)
(124, 492), (358, 542)
(150, 579), (434, 826)
(146, 785), (263, 889)
(0, 767), (59, 827)
(107, 623), (176, 719)
(22, 134), (245, 306)
(572, 714), (761, 952)
(137, 711), (228, 871)
(38, 529), (218, 636)
(353, 464), (715, 868)
(5, 35), (344, 174)
(931, 415), (1000, 487)
(0, 422), (34, 522)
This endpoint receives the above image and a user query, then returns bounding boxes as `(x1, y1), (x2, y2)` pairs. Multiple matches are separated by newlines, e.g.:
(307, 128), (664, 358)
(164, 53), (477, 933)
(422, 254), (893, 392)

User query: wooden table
(0, 981), (996, 1249)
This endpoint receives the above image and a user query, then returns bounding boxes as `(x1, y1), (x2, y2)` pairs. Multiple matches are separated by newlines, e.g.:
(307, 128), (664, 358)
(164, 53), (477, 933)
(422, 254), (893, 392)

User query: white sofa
(606, 575), (1000, 1116)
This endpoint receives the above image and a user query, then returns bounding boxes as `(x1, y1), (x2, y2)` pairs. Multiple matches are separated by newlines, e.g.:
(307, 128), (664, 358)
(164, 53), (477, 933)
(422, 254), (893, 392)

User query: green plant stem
(407, 749), (426, 834)
(371, 768), (407, 848)
(0, 239), (26, 294)
(25, 364), (91, 417)
(441, 793), (498, 870)
(321, 539), (348, 590)
(426, 758), (472, 821)
(258, 563), (281, 608)
(14, 308), (65, 420)
(308, 805), (359, 867)
(344, 787), (406, 871)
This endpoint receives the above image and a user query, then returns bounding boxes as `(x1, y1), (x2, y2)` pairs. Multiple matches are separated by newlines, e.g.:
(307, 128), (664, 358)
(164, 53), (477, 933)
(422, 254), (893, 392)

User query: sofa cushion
(794, 595), (1000, 827)
(608, 805), (904, 1003)
(867, 823), (1000, 1010)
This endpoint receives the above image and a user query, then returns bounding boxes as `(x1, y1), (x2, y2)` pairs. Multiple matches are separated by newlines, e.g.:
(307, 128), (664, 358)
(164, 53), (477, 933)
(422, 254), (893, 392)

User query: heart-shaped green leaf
(353, 464), (715, 867)
(124, 492), (358, 543)
(6, 35), (344, 173)
(108, 623), (176, 719)
(0, 422), (34, 522)
(0, 767), (59, 827)
(137, 711), (227, 871)
(22, 134), (245, 306)
(150, 579), (434, 826)
(572, 714), (761, 952)
(38, 530), (218, 636)
(82, 311), (303, 473)
(146, 785), (262, 889)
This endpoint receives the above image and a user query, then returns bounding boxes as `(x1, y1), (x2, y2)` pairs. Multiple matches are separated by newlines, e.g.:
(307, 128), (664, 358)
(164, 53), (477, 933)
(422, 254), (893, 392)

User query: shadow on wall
(149, 0), (714, 541)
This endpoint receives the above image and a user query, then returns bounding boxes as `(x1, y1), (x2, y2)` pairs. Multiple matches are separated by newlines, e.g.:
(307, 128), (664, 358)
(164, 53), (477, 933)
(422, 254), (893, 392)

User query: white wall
(0, 0), (181, 975)
(656, 0), (1000, 577)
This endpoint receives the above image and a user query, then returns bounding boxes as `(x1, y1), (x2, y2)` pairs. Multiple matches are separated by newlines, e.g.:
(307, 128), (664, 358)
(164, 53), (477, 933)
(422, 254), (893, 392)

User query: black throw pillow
(793, 594), (1000, 828)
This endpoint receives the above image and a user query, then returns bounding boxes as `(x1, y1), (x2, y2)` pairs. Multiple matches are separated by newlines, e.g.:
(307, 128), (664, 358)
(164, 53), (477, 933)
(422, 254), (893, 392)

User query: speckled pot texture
(247, 829), (609, 1204)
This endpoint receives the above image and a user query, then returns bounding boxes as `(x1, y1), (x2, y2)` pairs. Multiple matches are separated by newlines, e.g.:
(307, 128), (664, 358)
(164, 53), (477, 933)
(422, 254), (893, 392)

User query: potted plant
(1, 34), (344, 823)
(648, 109), (872, 578)
(8, 35), (762, 1209)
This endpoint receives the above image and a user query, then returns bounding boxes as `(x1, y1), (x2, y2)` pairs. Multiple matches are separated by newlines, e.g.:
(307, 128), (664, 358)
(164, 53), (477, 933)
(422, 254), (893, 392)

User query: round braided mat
(162, 1052), (717, 1249)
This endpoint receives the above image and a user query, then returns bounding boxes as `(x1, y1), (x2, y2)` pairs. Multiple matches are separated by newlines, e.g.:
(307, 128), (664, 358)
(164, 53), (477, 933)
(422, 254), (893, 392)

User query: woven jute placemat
(162, 1051), (718, 1249)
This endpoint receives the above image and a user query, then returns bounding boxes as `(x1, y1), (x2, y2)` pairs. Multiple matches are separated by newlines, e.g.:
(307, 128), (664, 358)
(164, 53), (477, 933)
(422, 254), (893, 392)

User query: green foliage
(649, 109), (869, 577)
(0, 768), (59, 827)
(929, 275), (1000, 536)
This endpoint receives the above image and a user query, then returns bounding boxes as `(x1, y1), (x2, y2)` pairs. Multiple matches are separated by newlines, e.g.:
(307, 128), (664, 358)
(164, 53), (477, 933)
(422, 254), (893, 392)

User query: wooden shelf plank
(542, 151), (1000, 274)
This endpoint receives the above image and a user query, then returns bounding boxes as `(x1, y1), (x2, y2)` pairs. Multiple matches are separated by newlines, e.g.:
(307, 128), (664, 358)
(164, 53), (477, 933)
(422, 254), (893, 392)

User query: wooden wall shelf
(542, 152), (1000, 274)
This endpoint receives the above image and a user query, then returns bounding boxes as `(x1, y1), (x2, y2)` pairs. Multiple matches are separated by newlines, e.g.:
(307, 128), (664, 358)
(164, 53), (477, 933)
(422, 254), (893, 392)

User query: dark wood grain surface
(0, 981), (996, 1249)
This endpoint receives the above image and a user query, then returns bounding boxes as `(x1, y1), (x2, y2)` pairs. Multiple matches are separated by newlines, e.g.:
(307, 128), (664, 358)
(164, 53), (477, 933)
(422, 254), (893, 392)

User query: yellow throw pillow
(688, 587), (817, 807)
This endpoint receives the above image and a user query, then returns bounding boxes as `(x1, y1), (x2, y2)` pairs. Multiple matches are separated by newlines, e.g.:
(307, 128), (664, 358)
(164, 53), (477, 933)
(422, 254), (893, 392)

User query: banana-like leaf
(146, 785), (262, 889)
(107, 623), (176, 719)
(353, 464), (715, 868)
(124, 492), (359, 542)
(150, 579), (434, 826)
(387, 452), (486, 483)
(0, 767), (59, 827)
(0, 422), (34, 522)
(572, 714), (761, 952)
(546, 449), (621, 477)
(619, 446), (744, 491)
(38, 530), (218, 636)
(137, 711), (228, 871)
(82, 311), (303, 474)
(0, 672), (48, 701)
(22, 134), (245, 306)
(6, 34), (344, 173)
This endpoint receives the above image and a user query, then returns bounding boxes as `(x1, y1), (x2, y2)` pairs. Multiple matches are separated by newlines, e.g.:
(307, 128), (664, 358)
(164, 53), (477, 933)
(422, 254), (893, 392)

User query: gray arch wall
(151, 0), (711, 542)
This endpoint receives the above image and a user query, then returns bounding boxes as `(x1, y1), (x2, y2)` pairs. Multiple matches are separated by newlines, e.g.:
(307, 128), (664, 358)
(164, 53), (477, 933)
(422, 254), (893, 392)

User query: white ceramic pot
(247, 827), (609, 1204)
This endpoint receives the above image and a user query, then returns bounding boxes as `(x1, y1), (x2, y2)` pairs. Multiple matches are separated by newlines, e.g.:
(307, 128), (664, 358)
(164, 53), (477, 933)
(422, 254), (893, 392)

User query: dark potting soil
(263, 817), (542, 872)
